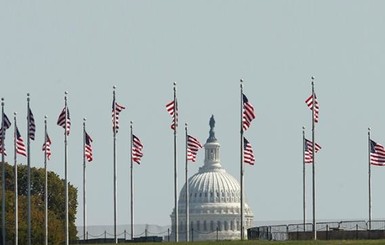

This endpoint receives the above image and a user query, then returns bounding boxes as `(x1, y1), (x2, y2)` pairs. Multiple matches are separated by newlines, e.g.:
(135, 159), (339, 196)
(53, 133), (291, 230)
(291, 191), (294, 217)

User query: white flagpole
(368, 127), (372, 230)
(112, 86), (118, 244)
(185, 123), (189, 242)
(44, 116), (48, 245)
(240, 79), (245, 240)
(302, 127), (306, 231)
(130, 121), (134, 241)
(64, 92), (69, 245)
(26, 94), (32, 245)
(173, 82), (179, 242)
(14, 113), (18, 245)
(83, 118), (87, 241)
(1, 98), (6, 245)
(311, 77), (317, 240)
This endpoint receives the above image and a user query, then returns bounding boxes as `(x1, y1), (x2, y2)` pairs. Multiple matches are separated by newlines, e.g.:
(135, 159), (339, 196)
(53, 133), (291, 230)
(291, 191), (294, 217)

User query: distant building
(170, 115), (253, 241)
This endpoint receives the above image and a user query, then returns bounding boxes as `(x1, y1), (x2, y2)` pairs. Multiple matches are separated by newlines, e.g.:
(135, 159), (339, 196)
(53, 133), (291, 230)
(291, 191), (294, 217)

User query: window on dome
(210, 149), (214, 160)
(197, 221), (200, 231)
(224, 221), (228, 231)
(203, 220), (207, 231)
(217, 221), (221, 231)
(210, 221), (214, 231)
(231, 221), (235, 231)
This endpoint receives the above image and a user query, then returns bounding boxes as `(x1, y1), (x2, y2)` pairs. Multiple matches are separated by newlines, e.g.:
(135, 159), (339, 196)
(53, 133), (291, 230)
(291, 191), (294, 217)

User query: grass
(87, 240), (385, 245)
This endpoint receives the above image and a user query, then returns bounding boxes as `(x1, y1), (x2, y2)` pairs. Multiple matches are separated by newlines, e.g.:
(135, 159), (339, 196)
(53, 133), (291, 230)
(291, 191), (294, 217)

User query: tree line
(0, 163), (77, 245)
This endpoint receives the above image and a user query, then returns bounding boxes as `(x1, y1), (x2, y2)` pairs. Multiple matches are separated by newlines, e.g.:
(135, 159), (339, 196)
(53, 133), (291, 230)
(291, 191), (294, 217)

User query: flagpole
(185, 123), (189, 242)
(83, 118), (87, 241)
(240, 79), (245, 240)
(14, 113), (19, 245)
(44, 116), (48, 245)
(173, 82), (179, 242)
(368, 127), (372, 230)
(26, 93), (32, 245)
(311, 77), (316, 240)
(64, 91), (69, 245)
(302, 127), (306, 231)
(1, 98), (6, 245)
(130, 121), (134, 241)
(113, 86), (118, 244)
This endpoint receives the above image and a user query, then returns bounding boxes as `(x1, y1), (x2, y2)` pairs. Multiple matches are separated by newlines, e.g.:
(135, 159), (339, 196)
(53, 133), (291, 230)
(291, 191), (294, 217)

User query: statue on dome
(208, 115), (216, 142)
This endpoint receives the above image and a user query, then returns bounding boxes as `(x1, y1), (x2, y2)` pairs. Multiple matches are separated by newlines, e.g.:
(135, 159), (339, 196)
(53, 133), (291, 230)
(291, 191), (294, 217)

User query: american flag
(57, 107), (71, 135)
(42, 133), (51, 160)
(132, 135), (143, 164)
(112, 99), (125, 133)
(304, 138), (322, 164)
(84, 132), (93, 162)
(166, 99), (178, 130)
(370, 140), (385, 166)
(242, 94), (256, 131)
(28, 108), (36, 140)
(16, 127), (27, 157)
(305, 94), (319, 123)
(187, 135), (203, 162)
(0, 112), (12, 139)
(243, 137), (255, 165)
(0, 140), (6, 156)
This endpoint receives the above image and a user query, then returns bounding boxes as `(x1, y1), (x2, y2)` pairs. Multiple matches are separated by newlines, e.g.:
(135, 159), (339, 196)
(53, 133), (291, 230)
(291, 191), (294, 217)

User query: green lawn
(89, 240), (385, 245)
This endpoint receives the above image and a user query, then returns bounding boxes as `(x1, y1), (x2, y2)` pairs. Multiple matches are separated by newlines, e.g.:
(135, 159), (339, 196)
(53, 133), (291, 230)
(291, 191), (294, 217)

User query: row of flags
(303, 91), (385, 168)
(0, 100), (144, 164)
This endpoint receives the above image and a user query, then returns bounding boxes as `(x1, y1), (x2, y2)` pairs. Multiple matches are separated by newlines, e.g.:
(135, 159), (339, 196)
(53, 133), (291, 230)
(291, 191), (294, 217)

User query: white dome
(179, 169), (241, 205)
(170, 116), (253, 241)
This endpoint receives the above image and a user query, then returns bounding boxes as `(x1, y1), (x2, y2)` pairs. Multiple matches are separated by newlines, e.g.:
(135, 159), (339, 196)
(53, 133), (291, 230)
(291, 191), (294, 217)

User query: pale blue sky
(1, 1), (385, 228)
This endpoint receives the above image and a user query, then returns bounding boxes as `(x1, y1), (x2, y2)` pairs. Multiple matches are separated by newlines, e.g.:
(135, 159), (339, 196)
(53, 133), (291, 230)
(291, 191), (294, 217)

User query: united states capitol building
(170, 116), (254, 241)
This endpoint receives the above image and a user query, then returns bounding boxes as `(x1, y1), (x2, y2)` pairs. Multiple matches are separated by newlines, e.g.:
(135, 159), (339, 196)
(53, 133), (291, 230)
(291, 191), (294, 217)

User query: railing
(76, 226), (239, 243)
(76, 226), (171, 243)
(248, 220), (385, 241)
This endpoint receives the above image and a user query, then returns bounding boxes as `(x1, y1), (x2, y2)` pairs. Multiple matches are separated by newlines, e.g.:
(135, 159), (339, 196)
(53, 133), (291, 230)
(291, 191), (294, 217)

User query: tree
(0, 162), (78, 245)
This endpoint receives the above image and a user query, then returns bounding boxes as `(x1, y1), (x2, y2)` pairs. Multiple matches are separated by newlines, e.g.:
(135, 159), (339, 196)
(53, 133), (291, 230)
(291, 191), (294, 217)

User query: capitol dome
(170, 116), (253, 241)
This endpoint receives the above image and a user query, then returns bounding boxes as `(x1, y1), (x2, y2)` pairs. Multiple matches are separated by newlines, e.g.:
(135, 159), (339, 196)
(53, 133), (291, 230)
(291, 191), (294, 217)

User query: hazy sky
(1, 1), (385, 230)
